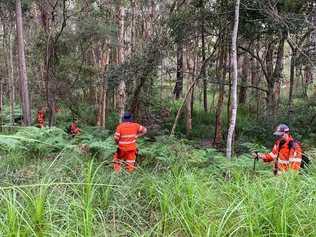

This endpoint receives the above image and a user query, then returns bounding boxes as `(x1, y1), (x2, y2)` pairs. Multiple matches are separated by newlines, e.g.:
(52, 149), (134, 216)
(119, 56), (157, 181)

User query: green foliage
(0, 128), (315, 236)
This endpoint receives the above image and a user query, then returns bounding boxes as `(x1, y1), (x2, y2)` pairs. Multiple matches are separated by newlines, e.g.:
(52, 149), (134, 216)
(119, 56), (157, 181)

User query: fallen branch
(170, 78), (197, 136)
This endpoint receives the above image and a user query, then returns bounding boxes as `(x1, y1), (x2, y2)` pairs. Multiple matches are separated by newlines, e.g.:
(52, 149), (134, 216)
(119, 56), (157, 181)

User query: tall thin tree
(16, 0), (31, 125)
(226, 0), (240, 159)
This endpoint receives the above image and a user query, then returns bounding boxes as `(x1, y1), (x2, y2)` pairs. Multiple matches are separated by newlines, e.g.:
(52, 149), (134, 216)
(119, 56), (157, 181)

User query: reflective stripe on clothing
(278, 159), (289, 164)
(289, 158), (301, 163)
(126, 160), (135, 163)
(121, 134), (137, 138)
(114, 132), (120, 140)
(119, 140), (136, 145)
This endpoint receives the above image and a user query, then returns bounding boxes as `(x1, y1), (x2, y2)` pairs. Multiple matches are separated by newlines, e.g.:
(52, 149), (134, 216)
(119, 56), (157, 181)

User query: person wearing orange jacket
(37, 107), (46, 128)
(68, 118), (81, 137)
(256, 124), (303, 175)
(113, 112), (147, 173)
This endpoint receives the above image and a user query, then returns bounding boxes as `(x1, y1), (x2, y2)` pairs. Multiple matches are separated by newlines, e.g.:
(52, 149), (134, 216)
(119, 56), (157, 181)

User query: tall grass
(0, 128), (315, 236)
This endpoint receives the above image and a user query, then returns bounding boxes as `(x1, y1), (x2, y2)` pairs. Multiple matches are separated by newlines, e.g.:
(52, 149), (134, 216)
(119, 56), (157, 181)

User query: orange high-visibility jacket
(262, 135), (302, 172)
(69, 123), (80, 135)
(37, 111), (45, 124)
(114, 122), (146, 151)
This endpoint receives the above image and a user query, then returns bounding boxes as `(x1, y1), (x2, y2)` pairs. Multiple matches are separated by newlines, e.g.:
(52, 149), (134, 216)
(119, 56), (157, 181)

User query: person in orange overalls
(256, 124), (303, 175)
(113, 112), (147, 173)
(68, 118), (81, 137)
(37, 107), (46, 128)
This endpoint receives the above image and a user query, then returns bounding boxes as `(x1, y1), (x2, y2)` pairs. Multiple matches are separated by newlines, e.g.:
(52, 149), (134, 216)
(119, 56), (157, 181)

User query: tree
(226, 0), (240, 159)
(116, 1), (127, 121)
(16, 0), (31, 125)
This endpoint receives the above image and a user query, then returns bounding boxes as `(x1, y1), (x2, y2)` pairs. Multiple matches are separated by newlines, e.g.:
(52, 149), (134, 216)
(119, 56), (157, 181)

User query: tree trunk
(250, 45), (261, 118)
(264, 36), (285, 119)
(95, 48), (110, 127)
(200, 0), (207, 112)
(227, 47), (232, 128)
(272, 36), (286, 114)
(130, 0), (135, 55)
(3, 22), (16, 125)
(310, 3), (316, 62)
(214, 41), (227, 146)
(226, 0), (240, 159)
(0, 81), (2, 114)
(288, 48), (296, 123)
(265, 42), (274, 117)
(186, 52), (195, 136)
(117, 3), (127, 120)
(239, 53), (249, 104)
(16, 0), (31, 126)
(45, 40), (56, 128)
(39, 1), (57, 127)
(96, 87), (107, 127)
(117, 4), (125, 64)
(303, 65), (312, 97)
(9, 31), (15, 125)
(174, 42), (184, 99)
(117, 80), (127, 122)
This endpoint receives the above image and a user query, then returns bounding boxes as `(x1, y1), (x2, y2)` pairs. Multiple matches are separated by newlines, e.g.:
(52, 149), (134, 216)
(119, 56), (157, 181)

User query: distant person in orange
(113, 112), (147, 173)
(68, 118), (81, 137)
(37, 107), (46, 128)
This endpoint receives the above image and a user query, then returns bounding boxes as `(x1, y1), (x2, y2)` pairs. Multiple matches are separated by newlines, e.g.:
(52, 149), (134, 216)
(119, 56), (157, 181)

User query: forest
(0, 0), (315, 236)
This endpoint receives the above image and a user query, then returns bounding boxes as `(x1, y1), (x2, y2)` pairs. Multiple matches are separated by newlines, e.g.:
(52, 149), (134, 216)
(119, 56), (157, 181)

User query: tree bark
(9, 30), (15, 125)
(214, 38), (227, 146)
(174, 42), (184, 99)
(16, 0), (31, 126)
(0, 81), (2, 114)
(310, 3), (316, 61)
(117, 80), (127, 122)
(226, 0), (240, 159)
(39, 1), (58, 127)
(130, 0), (135, 55)
(214, 0), (228, 146)
(200, 0), (207, 112)
(264, 36), (285, 119)
(239, 53), (249, 104)
(3, 21), (15, 125)
(303, 65), (312, 97)
(272, 36), (286, 114)
(95, 47), (110, 127)
(117, 3), (127, 120)
(288, 47), (296, 123)
(186, 51), (195, 136)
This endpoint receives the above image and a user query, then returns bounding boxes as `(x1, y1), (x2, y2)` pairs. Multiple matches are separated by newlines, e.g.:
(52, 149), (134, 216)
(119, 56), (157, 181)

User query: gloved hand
(252, 152), (261, 160)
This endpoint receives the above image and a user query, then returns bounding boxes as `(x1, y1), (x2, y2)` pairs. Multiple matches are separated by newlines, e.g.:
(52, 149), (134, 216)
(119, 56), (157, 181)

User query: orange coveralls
(37, 111), (45, 128)
(113, 122), (146, 173)
(69, 122), (81, 136)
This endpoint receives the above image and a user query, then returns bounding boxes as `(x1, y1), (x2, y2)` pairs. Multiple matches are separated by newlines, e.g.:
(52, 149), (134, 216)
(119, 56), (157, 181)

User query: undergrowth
(0, 127), (315, 236)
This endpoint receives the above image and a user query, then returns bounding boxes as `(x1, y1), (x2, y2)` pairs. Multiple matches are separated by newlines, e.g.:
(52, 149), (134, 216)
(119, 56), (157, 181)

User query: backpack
(288, 140), (311, 169)
(301, 154), (311, 169)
